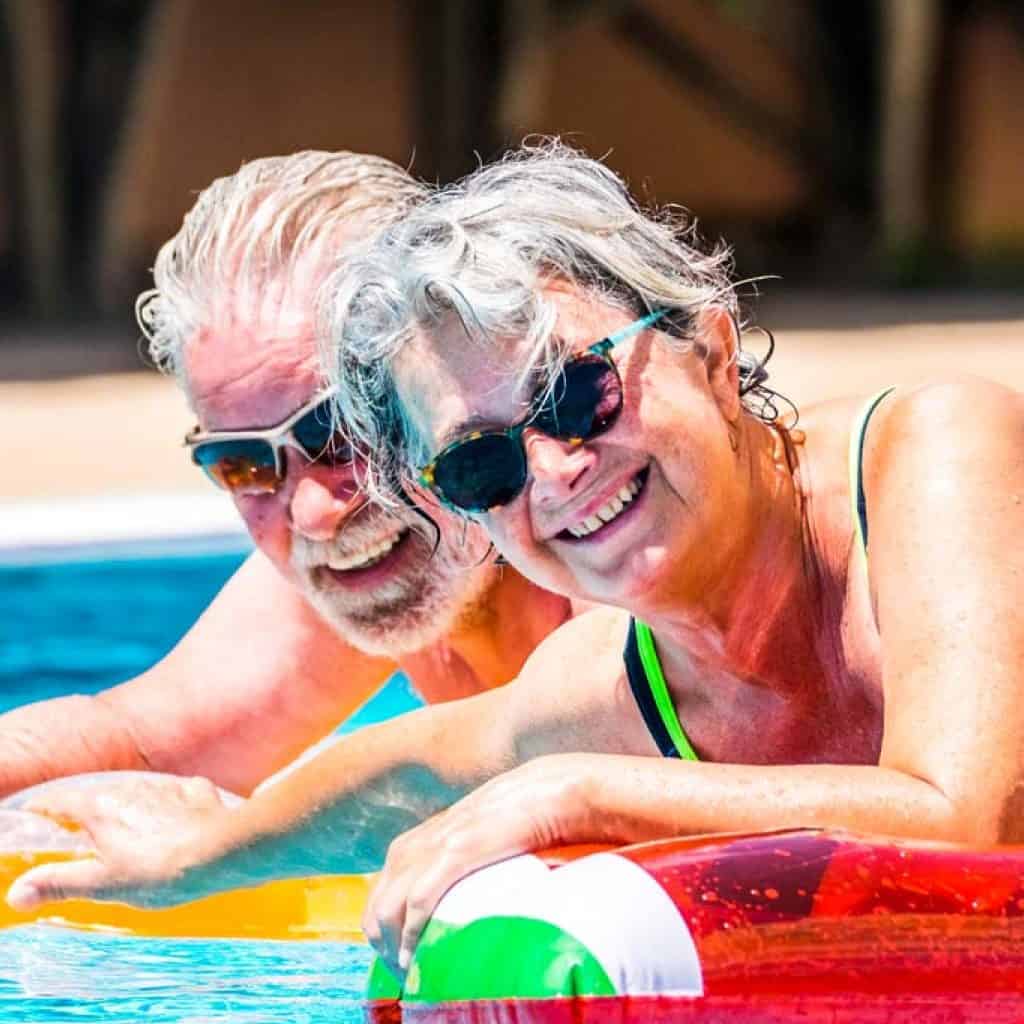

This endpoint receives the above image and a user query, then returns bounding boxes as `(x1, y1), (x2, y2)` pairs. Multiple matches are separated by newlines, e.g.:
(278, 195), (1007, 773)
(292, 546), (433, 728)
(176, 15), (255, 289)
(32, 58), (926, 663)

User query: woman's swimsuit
(623, 389), (895, 761)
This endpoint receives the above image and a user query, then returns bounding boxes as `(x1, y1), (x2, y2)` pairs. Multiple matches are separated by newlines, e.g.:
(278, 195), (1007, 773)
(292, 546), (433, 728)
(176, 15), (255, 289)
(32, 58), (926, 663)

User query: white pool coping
(0, 492), (252, 565)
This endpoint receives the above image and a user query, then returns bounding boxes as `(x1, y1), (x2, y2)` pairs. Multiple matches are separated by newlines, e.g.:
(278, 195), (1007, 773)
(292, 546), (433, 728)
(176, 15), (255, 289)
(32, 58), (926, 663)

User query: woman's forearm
(579, 757), (963, 845)
(150, 703), (502, 906)
(171, 767), (457, 902)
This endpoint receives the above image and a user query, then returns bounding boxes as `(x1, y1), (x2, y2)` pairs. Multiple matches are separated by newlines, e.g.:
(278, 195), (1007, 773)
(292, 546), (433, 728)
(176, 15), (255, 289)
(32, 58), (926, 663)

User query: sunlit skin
(186, 289), (576, 692)
(9, 284), (1024, 989)
(394, 286), (886, 768)
(0, 277), (576, 799)
(356, 283), (1024, 970)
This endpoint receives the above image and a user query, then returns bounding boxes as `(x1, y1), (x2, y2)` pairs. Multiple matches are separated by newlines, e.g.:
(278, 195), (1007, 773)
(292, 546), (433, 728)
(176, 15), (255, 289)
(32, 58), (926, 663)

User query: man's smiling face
(183, 278), (494, 657)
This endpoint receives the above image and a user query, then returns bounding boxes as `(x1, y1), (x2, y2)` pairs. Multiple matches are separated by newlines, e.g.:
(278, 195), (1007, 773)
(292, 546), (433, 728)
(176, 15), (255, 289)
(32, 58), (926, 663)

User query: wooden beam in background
(3, 0), (66, 315)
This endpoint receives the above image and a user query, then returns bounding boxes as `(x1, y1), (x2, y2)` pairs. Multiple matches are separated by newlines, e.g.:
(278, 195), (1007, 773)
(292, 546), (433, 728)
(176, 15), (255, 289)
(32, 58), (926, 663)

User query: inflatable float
(367, 829), (1024, 1020)
(0, 773), (370, 940)
(5, 772), (1024, 1017)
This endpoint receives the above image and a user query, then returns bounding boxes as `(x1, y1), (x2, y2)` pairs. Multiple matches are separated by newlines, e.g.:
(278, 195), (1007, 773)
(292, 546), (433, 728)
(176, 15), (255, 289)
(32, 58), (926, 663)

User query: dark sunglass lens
(292, 400), (353, 465)
(536, 356), (622, 439)
(434, 435), (527, 512)
(192, 440), (280, 494)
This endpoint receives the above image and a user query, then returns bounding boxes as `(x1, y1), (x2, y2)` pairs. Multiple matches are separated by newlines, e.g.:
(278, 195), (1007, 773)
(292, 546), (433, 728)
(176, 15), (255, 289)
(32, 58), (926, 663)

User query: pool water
(0, 929), (373, 1024)
(0, 546), (416, 1023)
(0, 550), (249, 712)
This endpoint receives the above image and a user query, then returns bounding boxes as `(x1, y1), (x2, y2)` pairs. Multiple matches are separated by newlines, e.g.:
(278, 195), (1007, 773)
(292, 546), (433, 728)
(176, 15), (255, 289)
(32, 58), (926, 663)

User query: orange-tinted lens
(192, 440), (281, 495)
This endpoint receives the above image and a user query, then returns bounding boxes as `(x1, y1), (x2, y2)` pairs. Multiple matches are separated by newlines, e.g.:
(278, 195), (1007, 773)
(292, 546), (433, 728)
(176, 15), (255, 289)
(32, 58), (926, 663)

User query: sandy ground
(1, 293), (1022, 501)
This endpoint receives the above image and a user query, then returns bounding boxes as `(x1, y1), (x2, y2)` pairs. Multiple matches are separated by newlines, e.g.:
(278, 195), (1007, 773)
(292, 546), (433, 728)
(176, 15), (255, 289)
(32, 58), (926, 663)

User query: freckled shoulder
(528, 604), (630, 679)
(859, 376), (1024, 522)
(507, 605), (638, 759)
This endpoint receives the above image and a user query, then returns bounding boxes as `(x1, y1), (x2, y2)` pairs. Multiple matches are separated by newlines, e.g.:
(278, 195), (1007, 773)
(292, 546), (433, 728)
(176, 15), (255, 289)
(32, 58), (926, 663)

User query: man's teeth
(326, 531), (404, 571)
(567, 477), (642, 539)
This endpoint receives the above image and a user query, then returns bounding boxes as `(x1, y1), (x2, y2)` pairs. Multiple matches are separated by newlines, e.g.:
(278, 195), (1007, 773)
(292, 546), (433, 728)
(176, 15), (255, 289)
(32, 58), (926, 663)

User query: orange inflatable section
(0, 852), (371, 941)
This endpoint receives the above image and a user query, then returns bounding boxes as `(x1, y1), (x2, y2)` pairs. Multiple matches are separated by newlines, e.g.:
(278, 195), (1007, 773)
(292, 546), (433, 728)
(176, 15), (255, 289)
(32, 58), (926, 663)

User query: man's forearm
(0, 694), (148, 797)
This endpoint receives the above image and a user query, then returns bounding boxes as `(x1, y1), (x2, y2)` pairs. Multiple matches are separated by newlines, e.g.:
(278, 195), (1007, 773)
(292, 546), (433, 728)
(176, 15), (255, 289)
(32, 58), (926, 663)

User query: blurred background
(1, 0), (1023, 510)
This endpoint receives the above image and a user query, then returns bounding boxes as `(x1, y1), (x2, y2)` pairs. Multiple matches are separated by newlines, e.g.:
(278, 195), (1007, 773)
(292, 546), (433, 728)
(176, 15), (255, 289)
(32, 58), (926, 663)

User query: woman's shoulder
(524, 604), (631, 675)
(876, 375), (1022, 434)
(504, 604), (644, 758)
(847, 375), (1023, 489)
(513, 604), (631, 708)
(793, 377), (1022, 563)
(800, 375), (1022, 471)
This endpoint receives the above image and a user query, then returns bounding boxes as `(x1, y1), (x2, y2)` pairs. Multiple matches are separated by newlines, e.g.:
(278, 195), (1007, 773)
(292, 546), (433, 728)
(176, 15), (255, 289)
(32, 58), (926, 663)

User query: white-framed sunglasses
(185, 388), (351, 496)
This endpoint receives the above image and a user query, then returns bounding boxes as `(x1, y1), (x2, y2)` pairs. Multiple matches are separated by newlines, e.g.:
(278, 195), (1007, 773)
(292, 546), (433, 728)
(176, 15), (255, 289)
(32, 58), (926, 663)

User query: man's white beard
(290, 507), (496, 657)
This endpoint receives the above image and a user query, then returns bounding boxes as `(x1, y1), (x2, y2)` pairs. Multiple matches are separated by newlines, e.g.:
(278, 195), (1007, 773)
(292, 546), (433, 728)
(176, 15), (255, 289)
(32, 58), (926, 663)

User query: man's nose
(523, 428), (595, 505)
(287, 458), (364, 542)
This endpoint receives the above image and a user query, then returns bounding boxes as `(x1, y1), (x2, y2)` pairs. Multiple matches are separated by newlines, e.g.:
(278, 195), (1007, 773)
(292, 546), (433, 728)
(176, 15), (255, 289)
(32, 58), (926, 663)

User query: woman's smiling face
(393, 283), (746, 612)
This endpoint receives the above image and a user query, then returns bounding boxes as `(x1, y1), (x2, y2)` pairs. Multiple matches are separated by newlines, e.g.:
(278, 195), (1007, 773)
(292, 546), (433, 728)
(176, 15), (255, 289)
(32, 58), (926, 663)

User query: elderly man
(0, 151), (577, 798)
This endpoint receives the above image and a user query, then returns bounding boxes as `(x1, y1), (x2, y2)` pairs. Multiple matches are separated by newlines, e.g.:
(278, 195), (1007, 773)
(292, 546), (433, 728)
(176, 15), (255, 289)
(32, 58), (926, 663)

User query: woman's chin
(574, 544), (678, 611)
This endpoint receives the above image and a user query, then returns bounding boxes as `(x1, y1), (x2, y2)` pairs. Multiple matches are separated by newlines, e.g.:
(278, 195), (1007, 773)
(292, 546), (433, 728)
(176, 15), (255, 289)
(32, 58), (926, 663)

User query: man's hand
(362, 753), (596, 980)
(5, 772), (235, 911)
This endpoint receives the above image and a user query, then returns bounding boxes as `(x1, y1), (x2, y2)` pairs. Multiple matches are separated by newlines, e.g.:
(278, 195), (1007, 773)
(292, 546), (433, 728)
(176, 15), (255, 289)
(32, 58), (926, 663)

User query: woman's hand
(6, 773), (233, 910)
(363, 753), (598, 980)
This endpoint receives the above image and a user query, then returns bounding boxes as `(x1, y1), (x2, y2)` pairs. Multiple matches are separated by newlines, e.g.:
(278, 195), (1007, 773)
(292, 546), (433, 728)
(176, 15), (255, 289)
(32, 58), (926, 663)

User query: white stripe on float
(431, 852), (703, 997)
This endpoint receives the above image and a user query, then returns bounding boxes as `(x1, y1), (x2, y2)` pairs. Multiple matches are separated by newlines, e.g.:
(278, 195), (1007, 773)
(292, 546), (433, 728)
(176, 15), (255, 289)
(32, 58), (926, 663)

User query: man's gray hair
(323, 139), (749, 512)
(136, 150), (425, 401)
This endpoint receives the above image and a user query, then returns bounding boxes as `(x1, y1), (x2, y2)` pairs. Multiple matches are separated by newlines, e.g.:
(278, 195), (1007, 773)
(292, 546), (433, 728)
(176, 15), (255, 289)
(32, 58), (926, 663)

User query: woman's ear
(698, 306), (741, 423)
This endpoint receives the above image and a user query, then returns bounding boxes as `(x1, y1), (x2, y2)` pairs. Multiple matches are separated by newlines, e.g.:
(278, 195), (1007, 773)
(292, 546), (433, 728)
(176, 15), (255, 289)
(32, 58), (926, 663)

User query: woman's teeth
(326, 530), (405, 571)
(567, 476), (643, 539)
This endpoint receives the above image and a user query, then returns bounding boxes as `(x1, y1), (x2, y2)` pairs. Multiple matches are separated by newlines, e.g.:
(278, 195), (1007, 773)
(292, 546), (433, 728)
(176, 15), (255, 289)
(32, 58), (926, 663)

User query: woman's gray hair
(136, 150), (425, 402)
(323, 139), (769, 513)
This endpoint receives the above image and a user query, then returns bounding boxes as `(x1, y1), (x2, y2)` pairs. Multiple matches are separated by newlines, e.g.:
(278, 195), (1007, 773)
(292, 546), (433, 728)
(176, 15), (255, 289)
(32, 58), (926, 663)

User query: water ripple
(0, 925), (373, 1023)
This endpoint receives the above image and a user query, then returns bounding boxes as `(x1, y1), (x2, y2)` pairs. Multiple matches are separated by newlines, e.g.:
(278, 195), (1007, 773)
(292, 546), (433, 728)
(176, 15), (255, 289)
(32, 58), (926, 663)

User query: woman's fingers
(363, 824), (426, 975)
(22, 789), (108, 842)
(397, 848), (479, 970)
(7, 856), (112, 911)
(5, 775), (232, 913)
(366, 805), (527, 975)
(23, 775), (224, 843)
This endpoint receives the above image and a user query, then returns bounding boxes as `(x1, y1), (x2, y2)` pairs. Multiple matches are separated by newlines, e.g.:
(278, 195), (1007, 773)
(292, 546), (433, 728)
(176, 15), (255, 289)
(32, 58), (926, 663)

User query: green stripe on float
(370, 916), (616, 1002)
(366, 957), (403, 1000)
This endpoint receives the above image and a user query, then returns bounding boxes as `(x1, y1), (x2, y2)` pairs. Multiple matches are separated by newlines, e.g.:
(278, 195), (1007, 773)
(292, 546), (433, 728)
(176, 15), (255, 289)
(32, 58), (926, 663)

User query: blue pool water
(0, 545), (417, 1022)
(0, 929), (373, 1023)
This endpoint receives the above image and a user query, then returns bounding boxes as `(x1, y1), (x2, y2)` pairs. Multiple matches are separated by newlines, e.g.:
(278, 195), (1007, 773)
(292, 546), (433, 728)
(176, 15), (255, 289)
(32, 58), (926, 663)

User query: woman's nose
(523, 428), (595, 504)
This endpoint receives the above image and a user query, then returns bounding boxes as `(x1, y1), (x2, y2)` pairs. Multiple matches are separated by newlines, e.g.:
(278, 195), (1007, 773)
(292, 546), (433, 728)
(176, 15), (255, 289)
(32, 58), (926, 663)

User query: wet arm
(6, 608), (635, 910)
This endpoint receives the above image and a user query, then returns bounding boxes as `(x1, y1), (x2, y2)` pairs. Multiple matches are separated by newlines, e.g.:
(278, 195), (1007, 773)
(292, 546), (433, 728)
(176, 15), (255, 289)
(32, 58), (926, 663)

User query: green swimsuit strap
(633, 620), (699, 762)
(848, 387), (896, 558)
(631, 389), (894, 764)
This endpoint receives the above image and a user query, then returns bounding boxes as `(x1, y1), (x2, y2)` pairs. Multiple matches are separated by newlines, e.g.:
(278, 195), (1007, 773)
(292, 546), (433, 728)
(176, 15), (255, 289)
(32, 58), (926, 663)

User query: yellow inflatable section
(0, 851), (371, 941)
(0, 772), (372, 941)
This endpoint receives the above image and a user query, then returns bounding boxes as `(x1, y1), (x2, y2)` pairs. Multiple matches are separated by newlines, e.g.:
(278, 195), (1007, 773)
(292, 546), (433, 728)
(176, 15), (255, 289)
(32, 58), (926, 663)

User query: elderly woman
(10, 143), (1024, 981)
(323, 140), (1024, 959)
